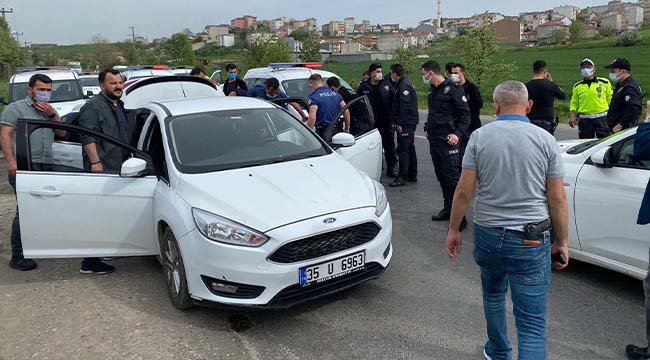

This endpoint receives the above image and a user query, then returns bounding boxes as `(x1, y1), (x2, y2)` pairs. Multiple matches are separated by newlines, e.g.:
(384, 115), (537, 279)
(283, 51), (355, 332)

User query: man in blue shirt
(248, 78), (308, 122)
(307, 74), (350, 139)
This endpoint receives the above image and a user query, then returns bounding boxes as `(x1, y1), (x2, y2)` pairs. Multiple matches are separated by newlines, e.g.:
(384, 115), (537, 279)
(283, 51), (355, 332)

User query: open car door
(268, 97), (309, 123)
(14, 119), (159, 258)
(324, 95), (382, 180)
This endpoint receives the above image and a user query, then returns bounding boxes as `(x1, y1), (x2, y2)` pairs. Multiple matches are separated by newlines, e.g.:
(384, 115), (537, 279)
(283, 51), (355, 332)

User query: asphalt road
(0, 115), (645, 360)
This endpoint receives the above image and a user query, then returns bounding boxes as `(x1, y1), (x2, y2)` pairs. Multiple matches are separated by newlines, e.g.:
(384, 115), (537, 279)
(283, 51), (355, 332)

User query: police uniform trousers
(428, 134), (462, 211)
(378, 122), (397, 174)
(530, 118), (555, 135)
(578, 115), (611, 139)
(396, 124), (418, 180)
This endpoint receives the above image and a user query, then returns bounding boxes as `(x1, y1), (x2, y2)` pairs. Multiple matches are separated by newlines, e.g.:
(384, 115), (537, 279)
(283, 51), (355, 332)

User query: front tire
(162, 227), (193, 309)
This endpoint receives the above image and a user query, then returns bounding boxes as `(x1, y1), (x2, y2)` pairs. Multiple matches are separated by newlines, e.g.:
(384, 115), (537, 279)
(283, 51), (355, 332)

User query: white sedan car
(559, 127), (650, 279)
(15, 96), (391, 309)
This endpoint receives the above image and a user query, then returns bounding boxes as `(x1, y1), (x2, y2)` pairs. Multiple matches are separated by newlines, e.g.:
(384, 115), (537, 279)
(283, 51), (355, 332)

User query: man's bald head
(492, 81), (532, 116)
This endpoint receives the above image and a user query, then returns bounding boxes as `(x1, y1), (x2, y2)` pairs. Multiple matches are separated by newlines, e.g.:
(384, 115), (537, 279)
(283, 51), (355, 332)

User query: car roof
(155, 96), (276, 117)
(244, 67), (339, 81)
(11, 70), (79, 83)
(123, 69), (175, 79)
(78, 74), (98, 78)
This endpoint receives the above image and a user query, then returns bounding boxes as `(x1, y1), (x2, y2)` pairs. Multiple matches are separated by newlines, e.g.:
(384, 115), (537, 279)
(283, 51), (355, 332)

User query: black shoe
(626, 345), (650, 359)
(459, 217), (468, 232)
(407, 177), (417, 183)
(389, 178), (407, 187)
(80, 260), (115, 275)
(431, 209), (451, 221)
(9, 258), (37, 271)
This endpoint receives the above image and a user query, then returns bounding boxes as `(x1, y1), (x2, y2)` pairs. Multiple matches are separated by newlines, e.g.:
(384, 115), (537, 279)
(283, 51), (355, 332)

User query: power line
(128, 26), (136, 44)
(0, 7), (13, 21)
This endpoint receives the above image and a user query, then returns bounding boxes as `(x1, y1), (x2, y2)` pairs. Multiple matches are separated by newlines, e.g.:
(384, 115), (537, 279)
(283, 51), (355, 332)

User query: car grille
(268, 222), (382, 264)
(267, 262), (385, 308)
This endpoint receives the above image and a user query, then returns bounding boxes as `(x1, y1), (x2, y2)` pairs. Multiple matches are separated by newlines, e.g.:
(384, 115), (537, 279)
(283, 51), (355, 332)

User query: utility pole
(0, 7), (13, 21)
(128, 26), (136, 44)
(11, 31), (23, 43)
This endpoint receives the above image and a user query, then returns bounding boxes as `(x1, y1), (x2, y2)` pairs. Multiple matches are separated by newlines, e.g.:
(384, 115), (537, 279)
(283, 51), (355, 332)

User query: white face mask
(422, 74), (431, 86)
(450, 74), (461, 83)
(374, 72), (383, 81)
(33, 91), (51, 102)
(581, 68), (594, 78)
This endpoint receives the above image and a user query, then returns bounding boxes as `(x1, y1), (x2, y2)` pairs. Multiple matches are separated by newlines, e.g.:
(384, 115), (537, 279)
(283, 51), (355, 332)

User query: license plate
(299, 251), (365, 286)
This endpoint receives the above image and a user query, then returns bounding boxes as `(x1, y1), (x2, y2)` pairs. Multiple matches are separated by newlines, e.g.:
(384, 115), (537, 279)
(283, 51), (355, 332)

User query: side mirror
(331, 132), (355, 148)
(591, 146), (613, 168)
(120, 157), (148, 177)
(86, 90), (93, 97)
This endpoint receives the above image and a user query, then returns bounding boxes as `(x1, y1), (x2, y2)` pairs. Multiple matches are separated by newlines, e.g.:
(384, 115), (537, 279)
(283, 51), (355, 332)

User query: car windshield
(79, 77), (99, 87)
(10, 80), (83, 103)
(281, 77), (353, 99)
(565, 128), (635, 154)
(166, 108), (330, 174)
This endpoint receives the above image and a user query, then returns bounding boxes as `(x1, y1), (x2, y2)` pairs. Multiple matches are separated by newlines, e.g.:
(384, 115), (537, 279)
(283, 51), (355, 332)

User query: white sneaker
(483, 349), (493, 360)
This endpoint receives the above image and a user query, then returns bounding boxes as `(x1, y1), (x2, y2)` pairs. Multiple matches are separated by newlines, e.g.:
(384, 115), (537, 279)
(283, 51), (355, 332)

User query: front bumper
(180, 206), (393, 308)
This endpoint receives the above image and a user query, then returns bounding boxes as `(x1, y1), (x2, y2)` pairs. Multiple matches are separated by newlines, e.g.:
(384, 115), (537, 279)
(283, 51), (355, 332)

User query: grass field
(323, 40), (650, 120)
(0, 78), (8, 114)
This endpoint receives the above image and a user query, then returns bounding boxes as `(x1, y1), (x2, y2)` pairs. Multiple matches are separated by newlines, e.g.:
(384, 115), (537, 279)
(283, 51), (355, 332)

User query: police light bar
(268, 62), (322, 69)
(152, 65), (169, 70)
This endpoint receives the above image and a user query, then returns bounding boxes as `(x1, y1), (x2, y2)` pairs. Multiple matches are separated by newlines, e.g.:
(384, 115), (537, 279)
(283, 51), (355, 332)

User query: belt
(579, 112), (608, 119)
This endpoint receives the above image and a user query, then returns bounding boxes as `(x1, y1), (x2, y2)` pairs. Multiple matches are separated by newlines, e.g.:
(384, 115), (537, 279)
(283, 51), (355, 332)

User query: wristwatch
(47, 113), (56, 119)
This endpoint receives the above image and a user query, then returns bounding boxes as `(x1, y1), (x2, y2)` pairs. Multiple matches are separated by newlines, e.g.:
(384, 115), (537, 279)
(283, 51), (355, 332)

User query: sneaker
(431, 209), (451, 221)
(80, 260), (115, 275)
(389, 178), (407, 188)
(626, 345), (650, 360)
(483, 348), (493, 360)
(9, 258), (37, 271)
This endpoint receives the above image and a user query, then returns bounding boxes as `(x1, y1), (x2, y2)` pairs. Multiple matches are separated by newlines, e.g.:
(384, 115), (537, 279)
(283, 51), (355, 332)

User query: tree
(244, 39), (292, 69)
(456, 26), (516, 88)
(300, 31), (322, 62)
(164, 33), (194, 65)
(87, 33), (119, 69)
(598, 26), (615, 38)
(394, 46), (418, 75)
(0, 18), (26, 75)
(569, 20), (585, 43)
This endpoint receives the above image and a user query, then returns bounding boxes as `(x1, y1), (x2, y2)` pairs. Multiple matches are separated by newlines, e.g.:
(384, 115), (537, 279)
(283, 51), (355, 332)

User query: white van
(8, 70), (86, 117)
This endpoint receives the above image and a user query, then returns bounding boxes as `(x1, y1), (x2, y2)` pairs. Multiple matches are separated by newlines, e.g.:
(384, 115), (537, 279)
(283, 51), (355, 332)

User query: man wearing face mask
(421, 60), (470, 230)
(0, 74), (65, 271)
(223, 63), (248, 97)
(248, 78), (308, 121)
(388, 64), (419, 188)
(569, 58), (613, 139)
(525, 60), (566, 135)
(450, 63), (483, 139)
(605, 58), (643, 133)
(357, 63), (397, 177)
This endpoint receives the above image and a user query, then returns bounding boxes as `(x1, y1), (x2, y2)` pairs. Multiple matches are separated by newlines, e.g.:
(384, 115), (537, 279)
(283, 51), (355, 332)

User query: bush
(616, 31), (642, 47)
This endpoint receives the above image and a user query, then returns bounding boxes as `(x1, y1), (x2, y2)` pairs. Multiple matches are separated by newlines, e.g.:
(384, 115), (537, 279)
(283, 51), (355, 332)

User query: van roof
(11, 70), (79, 83)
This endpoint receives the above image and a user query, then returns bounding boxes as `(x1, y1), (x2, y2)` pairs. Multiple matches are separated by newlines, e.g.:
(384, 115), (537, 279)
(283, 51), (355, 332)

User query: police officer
(569, 58), (613, 139)
(308, 74), (350, 138)
(421, 60), (470, 230)
(450, 63), (483, 142)
(388, 64), (419, 188)
(248, 78), (308, 121)
(357, 63), (397, 177)
(605, 58), (643, 133)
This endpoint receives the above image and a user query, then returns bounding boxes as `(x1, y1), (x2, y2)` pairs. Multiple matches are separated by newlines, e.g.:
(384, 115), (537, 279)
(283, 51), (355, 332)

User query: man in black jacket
(605, 58), (643, 133)
(357, 63), (397, 177)
(450, 63), (483, 143)
(388, 64), (419, 187)
(223, 63), (248, 96)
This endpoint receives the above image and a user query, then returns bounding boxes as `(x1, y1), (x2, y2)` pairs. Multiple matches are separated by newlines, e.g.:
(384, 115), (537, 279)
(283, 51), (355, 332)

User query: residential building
(380, 24), (401, 33)
(623, 3), (644, 26)
(243, 15), (257, 29)
(584, 24), (599, 39)
(583, 4), (611, 15)
(520, 11), (552, 30)
(246, 32), (277, 45)
(340, 42), (366, 54)
(217, 34), (235, 47)
(601, 12), (623, 31)
(521, 30), (538, 46)
(353, 36), (378, 49)
(376, 34), (402, 52)
(537, 20), (569, 44)
(205, 25), (230, 42)
(320, 39), (345, 53)
(553, 5), (578, 20)
(345, 17), (355, 33)
(470, 12), (505, 28)
(284, 37), (303, 52)
(493, 19), (523, 44)
(644, 0), (650, 22)
(322, 21), (345, 36)
(400, 33), (419, 48)
(231, 17), (247, 30)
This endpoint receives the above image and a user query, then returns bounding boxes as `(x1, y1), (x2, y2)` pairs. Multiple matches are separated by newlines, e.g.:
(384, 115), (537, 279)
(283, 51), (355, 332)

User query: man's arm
(554, 83), (567, 100)
(634, 119), (650, 160)
(452, 88), (471, 142)
(308, 105), (318, 129)
(569, 88), (579, 127)
(33, 101), (66, 137)
(547, 177), (569, 270)
(340, 100), (350, 133)
(0, 125), (17, 177)
(290, 102), (308, 121)
(446, 169), (478, 261)
(472, 84), (484, 110)
(83, 143), (104, 173)
(616, 87), (643, 130)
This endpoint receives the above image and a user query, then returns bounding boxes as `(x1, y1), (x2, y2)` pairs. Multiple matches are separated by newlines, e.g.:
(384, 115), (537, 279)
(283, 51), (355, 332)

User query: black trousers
(530, 118), (555, 135)
(396, 124), (418, 180)
(578, 116), (611, 139)
(428, 137), (462, 211)
(378, 124), (397, 174)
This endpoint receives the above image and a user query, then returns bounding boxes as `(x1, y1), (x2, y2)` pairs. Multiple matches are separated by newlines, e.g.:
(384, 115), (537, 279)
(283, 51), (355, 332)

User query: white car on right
(559, 127), (650, 279)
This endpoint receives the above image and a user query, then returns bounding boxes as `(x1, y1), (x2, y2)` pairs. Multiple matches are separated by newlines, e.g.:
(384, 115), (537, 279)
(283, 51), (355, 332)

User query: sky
(2, 0), (610, 44)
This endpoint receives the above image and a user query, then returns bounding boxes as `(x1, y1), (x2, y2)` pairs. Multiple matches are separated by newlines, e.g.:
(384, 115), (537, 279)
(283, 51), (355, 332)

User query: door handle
(368, 142), (379, 150)
(53, 154), (75, 162)
(30, 189), (63, 197)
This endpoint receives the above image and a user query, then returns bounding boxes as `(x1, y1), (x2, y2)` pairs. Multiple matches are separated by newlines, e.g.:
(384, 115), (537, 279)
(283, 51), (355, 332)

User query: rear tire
(162, 227), (193, 310)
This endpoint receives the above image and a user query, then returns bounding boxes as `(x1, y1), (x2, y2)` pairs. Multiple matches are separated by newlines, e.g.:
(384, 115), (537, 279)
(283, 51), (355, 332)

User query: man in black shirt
(450, 63), (483, 142)
(357, 63), (397, 177)
(222, 63), (248, 96)
(525, 60), (566, 134)
(327, 77), (353, 103)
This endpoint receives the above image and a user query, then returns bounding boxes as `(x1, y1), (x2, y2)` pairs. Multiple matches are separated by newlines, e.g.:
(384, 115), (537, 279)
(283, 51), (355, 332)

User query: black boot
(431, 209), (451, 221)
(389, 178), (407, 188)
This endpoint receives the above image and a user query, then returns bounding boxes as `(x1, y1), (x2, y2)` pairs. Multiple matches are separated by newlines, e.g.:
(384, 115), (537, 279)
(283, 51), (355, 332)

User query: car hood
(556, 138), (594, 152)
(51, 99), (86, 117)
(175, 154), (377, 232)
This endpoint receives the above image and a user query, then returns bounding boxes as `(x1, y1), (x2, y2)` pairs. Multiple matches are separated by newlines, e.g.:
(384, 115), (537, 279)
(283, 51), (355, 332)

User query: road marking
(415, 135), (427, 140)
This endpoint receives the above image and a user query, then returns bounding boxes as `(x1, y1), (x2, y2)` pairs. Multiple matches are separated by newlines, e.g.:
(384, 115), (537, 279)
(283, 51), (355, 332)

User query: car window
(165, 108), (330, 174)
(615, 136), (650, 169)
(281, 77), (352, 100)
(142, 117), (169, 182)
(10, 80), (83, 103)
(79, 77), (99, 87)
(325, 96), (375, 142)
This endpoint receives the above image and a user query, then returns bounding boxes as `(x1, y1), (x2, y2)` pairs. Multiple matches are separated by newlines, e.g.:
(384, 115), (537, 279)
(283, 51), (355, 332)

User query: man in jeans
(446, 81), (570, 359)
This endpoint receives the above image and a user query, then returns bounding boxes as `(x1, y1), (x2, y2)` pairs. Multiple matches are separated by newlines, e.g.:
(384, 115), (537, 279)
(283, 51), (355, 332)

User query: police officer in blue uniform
(421, 61), (470, 230)
(388, 64), (419, 187)
(357, 63), (398, 177)
(248, 78), (308, 121)
(307, 74), (350, 138)
(605, 58), (643, 133)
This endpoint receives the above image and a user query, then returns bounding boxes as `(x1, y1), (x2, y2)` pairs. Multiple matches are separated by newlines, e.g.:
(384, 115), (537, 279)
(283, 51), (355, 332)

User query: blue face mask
(228, 72), (237, 80)
(609, 72), (621, 83)
(34, 91), (51, 102)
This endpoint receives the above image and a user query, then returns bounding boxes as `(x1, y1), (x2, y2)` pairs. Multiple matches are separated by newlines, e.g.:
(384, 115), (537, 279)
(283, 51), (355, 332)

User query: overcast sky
(2, 0), (608, 44)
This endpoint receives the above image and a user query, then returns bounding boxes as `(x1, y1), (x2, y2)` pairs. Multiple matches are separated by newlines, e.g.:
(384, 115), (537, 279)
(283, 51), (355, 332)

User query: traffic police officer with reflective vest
(421, 61), (470, 231)
(388, 64), (419, 188)
(569, 58), (613, 139)
(605, 58), (643, 133)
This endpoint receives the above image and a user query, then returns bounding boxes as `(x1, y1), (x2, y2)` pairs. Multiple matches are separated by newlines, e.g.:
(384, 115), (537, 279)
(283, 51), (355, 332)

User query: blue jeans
(8, 176), (23, 261)
(473, 224), (552, 360)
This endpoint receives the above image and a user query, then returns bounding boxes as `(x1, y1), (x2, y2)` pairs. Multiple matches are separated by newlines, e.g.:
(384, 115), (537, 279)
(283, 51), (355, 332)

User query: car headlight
(372, 180), (388, 217)
(192, 208), (269, 247)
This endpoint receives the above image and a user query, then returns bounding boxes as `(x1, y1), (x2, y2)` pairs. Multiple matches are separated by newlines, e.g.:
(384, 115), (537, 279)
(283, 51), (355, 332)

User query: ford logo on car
(323, 217), (337, 224)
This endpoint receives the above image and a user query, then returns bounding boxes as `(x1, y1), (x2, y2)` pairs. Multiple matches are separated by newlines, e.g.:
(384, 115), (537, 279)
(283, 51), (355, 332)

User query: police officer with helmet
(605, 58), (643, 133)
(421, 60), (470, 230)
(569, 58), (613, 139)
(388, 64), (419, 188)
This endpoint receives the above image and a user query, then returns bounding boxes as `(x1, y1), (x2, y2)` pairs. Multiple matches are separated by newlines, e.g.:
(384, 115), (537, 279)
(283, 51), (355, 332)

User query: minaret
(437, 0), (442, 28)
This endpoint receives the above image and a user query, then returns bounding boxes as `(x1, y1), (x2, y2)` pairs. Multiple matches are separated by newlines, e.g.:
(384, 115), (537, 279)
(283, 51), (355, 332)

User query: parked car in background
(78, 73), (100, 97)
(7, 69), (86, 117)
